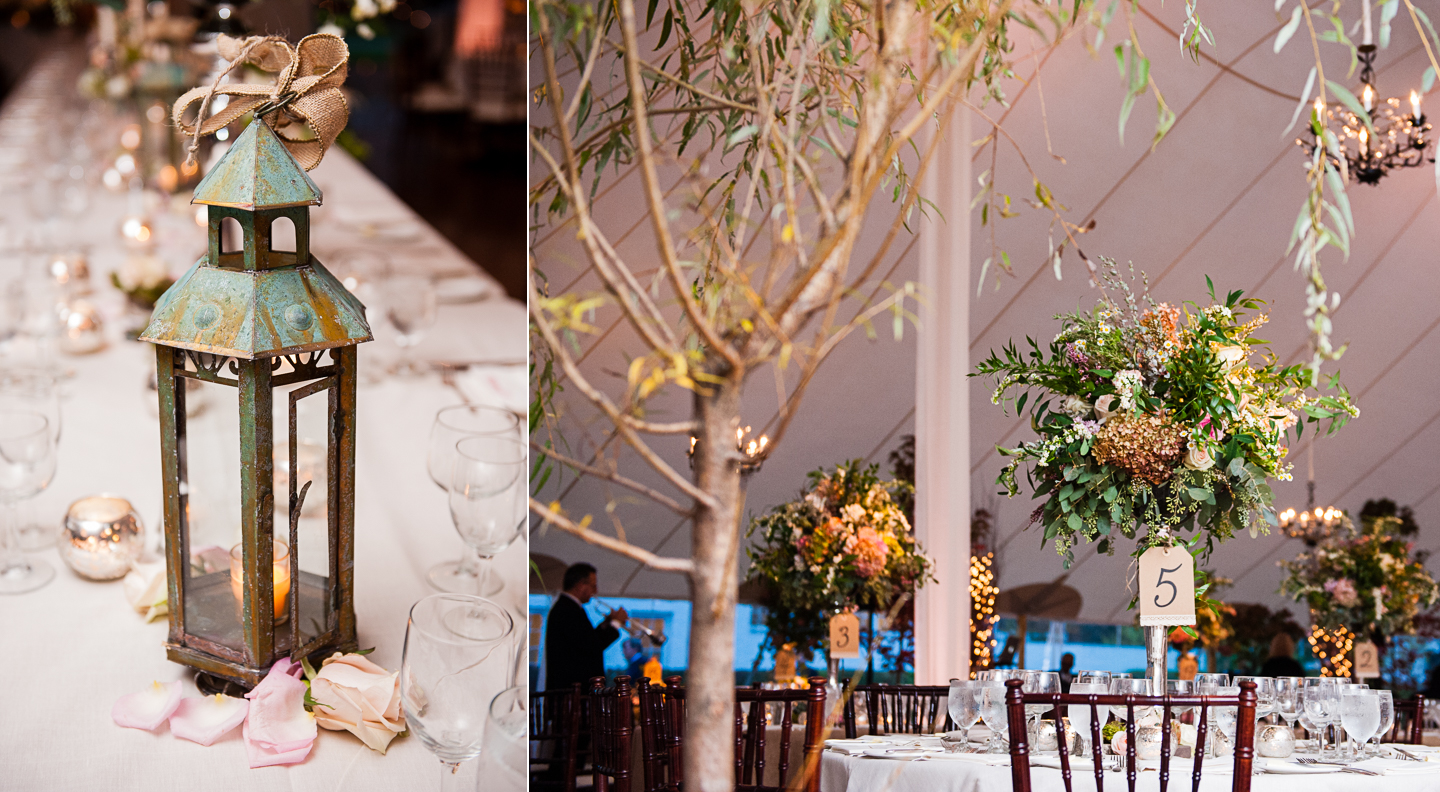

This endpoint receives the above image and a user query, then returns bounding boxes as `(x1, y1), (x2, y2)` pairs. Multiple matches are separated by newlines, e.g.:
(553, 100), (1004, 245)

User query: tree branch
(530, 497), (695, 573)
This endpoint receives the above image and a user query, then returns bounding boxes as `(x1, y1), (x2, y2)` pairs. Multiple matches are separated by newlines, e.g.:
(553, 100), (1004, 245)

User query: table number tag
(1138, 545), (1196, 626)
(1354, 641), (1381, 678)
(829, 612), (860, 658)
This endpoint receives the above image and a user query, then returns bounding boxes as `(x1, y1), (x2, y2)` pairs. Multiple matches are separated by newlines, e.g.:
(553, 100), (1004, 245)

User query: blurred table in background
(0, 46), (526, 791)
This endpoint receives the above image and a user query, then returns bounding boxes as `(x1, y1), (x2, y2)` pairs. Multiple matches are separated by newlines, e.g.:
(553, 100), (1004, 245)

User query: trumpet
(595, 597), (668, 647)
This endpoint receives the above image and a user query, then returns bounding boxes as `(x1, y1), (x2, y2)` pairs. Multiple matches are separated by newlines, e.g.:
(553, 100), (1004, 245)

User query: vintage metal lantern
(140, 119), (371, 691)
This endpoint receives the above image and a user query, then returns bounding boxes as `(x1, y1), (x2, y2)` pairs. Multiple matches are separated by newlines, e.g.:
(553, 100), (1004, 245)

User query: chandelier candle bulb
(1412, 90), (1422, 120)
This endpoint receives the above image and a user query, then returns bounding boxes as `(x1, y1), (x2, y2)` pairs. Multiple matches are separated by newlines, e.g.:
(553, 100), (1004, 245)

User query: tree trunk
(685, 376), (745, 792)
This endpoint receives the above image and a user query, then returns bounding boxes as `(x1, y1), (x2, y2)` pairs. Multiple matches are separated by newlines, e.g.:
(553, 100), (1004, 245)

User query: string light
(1308, 624), (1355, 678)
(969, 552), (997, 672)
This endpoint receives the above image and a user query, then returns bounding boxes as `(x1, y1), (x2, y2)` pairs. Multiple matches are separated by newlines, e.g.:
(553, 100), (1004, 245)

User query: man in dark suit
(544, 563), (628, 691)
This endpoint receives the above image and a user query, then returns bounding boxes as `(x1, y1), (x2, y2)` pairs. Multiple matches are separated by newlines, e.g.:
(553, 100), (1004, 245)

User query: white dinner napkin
(1352, 757), (1440, 776)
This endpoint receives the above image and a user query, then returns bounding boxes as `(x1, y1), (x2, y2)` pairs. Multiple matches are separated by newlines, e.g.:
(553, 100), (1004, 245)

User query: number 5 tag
(1138, 545), (1196, 626)
(829, 612), (860, 659)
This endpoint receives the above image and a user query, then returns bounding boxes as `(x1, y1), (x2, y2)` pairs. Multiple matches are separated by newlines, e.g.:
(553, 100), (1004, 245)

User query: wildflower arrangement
(1279, 510), (1439, 639)
(747, 461), (934, 653)
(974, 262), (1358, 565)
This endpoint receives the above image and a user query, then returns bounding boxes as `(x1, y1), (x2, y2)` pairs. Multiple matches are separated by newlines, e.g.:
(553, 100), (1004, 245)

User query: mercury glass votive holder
(57, 495), (144, 580)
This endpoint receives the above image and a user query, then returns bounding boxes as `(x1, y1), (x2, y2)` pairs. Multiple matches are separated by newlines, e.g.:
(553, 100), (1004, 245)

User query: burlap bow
(173, 33), (350, 172)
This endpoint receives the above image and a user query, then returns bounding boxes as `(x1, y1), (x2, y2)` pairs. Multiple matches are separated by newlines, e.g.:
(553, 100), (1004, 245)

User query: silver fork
(1294, 757), (1380, 775)
(1393, 747), (1425, 762)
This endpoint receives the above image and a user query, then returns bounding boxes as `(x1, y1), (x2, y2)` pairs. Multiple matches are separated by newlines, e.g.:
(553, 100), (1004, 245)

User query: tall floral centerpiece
(1280, 506), (1439, 672)
(748, 462), (934, 687)
(974, 263), (1357, 684)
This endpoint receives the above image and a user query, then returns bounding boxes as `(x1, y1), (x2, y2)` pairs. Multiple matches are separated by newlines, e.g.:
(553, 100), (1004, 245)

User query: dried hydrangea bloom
(1091, 414), (1187, 485)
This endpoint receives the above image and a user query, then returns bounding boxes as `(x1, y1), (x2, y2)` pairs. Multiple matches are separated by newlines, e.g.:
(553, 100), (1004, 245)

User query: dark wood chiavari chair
(589, 675), (635, 792)
(842, 684), (951, 738)
(1005, 678), (1259, 792)
(530, 683), (583, 792)
(734, 677), (828, 792)
(1391, 695), (1427, 745)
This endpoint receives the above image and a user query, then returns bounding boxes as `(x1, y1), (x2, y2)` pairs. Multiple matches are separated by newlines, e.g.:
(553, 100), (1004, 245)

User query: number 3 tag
(1138, 545), (1196, 626)
(829, 612), (860, 659)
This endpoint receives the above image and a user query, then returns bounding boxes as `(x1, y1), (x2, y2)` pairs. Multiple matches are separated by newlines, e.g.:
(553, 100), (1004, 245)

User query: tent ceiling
(530, 2), (1440, 627)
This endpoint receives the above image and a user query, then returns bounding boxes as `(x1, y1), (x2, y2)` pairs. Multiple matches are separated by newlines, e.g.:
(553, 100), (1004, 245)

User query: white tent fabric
(530, 1), (1440, 626)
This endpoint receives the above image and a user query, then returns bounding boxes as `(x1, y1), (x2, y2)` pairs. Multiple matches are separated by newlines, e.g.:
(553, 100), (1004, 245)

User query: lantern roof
(138, 256), (371, 359)
(191, 121), (322, 210)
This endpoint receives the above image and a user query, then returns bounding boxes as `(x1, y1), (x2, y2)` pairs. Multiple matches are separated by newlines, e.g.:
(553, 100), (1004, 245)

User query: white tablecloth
(821, 750), (1440, 792)
(0, 48), (526, 791)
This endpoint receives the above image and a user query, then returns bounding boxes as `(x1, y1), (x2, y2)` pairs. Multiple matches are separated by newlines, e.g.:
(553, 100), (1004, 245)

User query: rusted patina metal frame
(208, 205), (310, 272)
(332, 346), (358, 654)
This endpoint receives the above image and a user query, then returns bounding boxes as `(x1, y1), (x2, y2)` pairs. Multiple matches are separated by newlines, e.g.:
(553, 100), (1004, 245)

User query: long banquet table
(0, 49), (526, 791)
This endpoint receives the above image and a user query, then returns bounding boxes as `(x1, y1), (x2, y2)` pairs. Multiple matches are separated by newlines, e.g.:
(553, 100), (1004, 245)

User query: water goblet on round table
(1339, 687), (1380, 762)
(425, 404), (521, 594)
(1233, 676), (1276, 721)
(401, 594), (517, 791)
(947, 678), (980, 747)
(1069, 676), (1111, 754)
(446, 436), (526, 597)
(1022, 670), (1060, 725)
(0, 411), (56, 594)
(1274, 676), (1302, 731)
(1302, 678), (1340, 759)
(978, 681), (1010, 754)
(1368, 689), (1394, 757)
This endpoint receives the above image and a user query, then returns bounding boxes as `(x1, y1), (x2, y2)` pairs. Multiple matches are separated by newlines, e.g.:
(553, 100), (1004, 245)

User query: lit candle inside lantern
(1412, 90), (1423, 119)
(229, 540), (291, 622)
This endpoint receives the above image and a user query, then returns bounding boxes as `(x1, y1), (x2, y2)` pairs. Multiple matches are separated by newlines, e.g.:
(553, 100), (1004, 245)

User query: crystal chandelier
(1298, 44), (1431, 185)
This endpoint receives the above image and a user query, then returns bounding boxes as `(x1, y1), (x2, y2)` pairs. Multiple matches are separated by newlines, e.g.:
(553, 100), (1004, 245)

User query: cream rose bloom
(1093, 394), (1118, 421)
(310, 653), (406, 753)
(1062, 395), (1090, 418)
(1214, 344), (1248, 369)
(1183, 443), (1214, 471)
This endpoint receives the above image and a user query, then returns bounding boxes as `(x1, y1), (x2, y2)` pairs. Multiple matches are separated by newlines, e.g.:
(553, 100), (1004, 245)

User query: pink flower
(242, 659), (317, 768)
(112, 680), (183, 731)
(1324, 578), (1359, 608)
(851, 526), (889, 578)
(310, 653), (406, 753)
(170, 694), (248, 746)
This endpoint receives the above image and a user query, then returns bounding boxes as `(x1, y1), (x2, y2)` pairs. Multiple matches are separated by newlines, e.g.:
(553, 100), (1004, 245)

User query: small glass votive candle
(229, 540), (291, 623)
(57, 496), (144, 580)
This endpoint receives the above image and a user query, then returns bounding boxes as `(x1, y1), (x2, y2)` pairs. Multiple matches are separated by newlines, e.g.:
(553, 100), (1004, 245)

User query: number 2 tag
(1138, 545), (1195, 626)
(1354, 642), (1380, 678)
(829, 612), (860, 658)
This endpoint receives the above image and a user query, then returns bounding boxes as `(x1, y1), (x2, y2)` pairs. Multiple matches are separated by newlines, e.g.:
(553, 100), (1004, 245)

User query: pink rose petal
(170, 694), (249, 746)
(242, 659), (317, 768)
(113, 680), (183, 731)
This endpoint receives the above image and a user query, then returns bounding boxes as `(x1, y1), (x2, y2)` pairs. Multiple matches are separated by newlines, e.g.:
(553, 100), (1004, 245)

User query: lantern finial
(191, 121), (323, 211)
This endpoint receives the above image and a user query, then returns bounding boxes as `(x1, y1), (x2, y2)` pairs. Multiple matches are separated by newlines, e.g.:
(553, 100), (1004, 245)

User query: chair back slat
(1004, 679), (1258, 792)
(589, 676), (634, 792)
(530, 684), (582, 792)
(734, 676), (828, 792)
(1392, 696), (1427, 745)
(846, 684), (949, 736)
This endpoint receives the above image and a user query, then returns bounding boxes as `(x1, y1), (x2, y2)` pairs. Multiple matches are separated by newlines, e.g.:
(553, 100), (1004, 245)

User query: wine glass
(401, 594), (517, 791)
(1234, 676), (1276, 721)
(1339, 688), (1380, 761)
(1166, 678), (1196, 721)
(0, 411), (56, 594)
(1213, 685), (1242, 749)
(947, 679), (980, 747)
(445, 436), (525, 596)
(977, 681), (1010, 753)
(1303, 678), (1340, 759)
(426, 405), (521, 594)
(1022, 670), (1060, 724)
(480, 685), (528, 787)
(1369, 689), (1394, 757)
(1274, 676), (1302, 732)
(385, 274), (438, 350)
(1110, 676), (1155, 723)
(1069, 674), (1111, 753)
(0, 368), (62, 551)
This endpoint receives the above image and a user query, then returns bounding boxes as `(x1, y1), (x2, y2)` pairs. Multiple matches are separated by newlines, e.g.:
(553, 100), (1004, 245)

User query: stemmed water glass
(426, 405), (522, 594)
(447, 436), (526, 598)
(401, 594), (517, 791)
(947, 679), (981, 748)
(1302, 678), (1340, 759)
(0, 411), (56, 594)
(1069, 674), (1111, 753)
(1274, 676), (1302, 731)
(1166, 679), (1196, 723)
(978, 680), (1010, 753)
(1368, 689), (1394, 757)
(1022, 670), (1060, 725)
(1213, 685), (1242, 751)
(0, 369), (62, 551)
(480, 685), (528, 786)
(386, 275), (438, 351)
(1339, 687), (1380, 761)
(1234, 676), (1276, 722)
